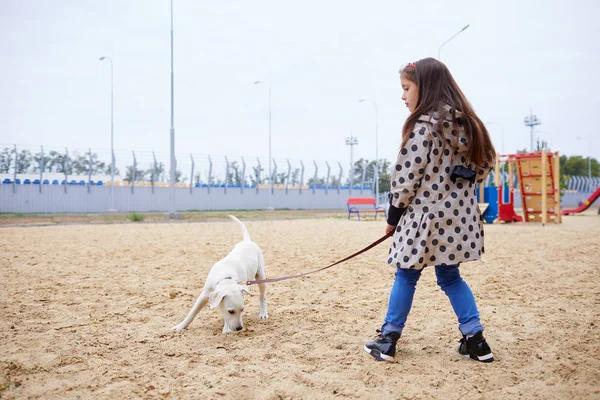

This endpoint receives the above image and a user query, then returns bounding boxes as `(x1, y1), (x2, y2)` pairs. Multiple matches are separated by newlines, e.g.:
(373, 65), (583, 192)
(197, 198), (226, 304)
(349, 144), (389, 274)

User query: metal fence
(1, 143), (597, 213)
(567, 176), (600, 193)
(0, 144), (381, 194)
(0, 143), (385, 213)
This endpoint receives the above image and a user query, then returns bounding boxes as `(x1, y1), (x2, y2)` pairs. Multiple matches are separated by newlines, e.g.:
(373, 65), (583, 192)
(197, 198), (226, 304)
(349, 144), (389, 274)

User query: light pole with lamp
(99, 56), (116, 212)
(438, 25), (470, 60)
(576, 136), (592, 192)
(524, 109), (541, 152)
(345, 135), (358, 191)
(254, 80), (273, 210)
(359, 99), (379, 204)
(168, 0), (177, 217)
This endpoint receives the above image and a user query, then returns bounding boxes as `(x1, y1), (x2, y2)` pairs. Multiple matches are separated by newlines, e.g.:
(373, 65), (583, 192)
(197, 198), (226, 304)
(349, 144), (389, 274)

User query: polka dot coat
(387, 107), (494, 270)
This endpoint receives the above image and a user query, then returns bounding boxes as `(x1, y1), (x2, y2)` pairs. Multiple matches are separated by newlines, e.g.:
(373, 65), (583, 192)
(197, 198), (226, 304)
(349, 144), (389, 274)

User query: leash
(243, 231), (393, 285)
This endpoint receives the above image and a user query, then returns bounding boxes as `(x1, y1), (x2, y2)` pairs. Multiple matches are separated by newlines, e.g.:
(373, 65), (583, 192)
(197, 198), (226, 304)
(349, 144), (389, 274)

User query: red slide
(562, 187), (600, 215)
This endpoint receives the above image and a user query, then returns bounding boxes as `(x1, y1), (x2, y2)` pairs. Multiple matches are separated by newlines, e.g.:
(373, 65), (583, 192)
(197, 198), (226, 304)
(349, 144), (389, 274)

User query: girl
(364, 58), (496, 363)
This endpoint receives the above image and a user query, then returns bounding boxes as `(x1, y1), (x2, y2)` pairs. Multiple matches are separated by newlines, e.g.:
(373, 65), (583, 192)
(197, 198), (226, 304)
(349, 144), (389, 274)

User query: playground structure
(480, 149), (563, 225)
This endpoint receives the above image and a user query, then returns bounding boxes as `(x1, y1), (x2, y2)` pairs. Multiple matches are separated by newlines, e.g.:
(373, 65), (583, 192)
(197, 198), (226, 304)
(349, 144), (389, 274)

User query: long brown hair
(400, 58), (495, 166)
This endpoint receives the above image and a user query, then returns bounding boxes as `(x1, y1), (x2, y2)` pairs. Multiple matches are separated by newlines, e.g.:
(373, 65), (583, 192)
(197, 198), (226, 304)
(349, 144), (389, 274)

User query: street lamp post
(438, 25), (470, 60)
(359, 99), (379, 204)
(99, 56), (116, 212)
(168, 0), (176, 217)
(254, 80), (273, 210)
(345, 135), (358, 193)
(577, 137), (592, 192)
(524, 109), (541, 152)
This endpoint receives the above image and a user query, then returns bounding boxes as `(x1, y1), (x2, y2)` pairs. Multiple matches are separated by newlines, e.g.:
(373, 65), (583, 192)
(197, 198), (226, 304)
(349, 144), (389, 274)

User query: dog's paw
(259, 313), (269, 320)
(172, 323), (187, 331)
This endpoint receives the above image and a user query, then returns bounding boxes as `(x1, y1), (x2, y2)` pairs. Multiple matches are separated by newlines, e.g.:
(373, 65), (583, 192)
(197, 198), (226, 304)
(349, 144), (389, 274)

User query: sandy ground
(1, 209), (599, 399)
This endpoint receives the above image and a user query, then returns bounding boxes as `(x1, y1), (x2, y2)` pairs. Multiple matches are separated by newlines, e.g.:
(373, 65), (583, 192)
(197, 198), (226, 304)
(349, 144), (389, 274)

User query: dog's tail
(229, 215), (251, 242)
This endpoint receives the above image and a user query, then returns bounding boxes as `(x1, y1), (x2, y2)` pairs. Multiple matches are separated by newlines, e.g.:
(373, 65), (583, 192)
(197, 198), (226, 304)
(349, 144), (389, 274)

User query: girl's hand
(385, 224), (396, 235)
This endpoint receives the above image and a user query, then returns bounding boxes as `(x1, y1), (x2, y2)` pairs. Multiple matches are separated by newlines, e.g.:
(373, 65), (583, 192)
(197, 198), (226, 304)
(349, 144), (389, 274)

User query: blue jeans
(381, 264), (483, 337)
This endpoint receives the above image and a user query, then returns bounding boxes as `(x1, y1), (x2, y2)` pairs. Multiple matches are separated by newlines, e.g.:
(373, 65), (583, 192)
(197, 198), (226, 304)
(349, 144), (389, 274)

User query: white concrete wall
(0, 184), (375, 213)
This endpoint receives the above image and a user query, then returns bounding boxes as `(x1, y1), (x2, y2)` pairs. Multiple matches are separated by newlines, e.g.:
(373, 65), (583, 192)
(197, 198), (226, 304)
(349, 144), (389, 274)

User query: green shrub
(127, 213), (144, 222)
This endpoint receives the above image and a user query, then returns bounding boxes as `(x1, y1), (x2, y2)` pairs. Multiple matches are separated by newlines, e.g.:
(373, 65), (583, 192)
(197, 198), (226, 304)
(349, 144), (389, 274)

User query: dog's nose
(236, 326), (243, 331)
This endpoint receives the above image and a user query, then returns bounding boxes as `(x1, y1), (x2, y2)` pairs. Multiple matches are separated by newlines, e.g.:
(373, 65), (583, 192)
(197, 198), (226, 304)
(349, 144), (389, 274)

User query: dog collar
(215, 276), (233, 286)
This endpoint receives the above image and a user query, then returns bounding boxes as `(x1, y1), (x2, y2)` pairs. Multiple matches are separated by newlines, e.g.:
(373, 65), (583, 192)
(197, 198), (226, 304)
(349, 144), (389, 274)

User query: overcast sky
(1, 0), (598, 179)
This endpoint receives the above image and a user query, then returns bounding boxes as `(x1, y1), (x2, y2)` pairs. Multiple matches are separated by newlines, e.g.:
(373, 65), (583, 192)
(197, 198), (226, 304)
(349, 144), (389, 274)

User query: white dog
(172, 215), (268, 333)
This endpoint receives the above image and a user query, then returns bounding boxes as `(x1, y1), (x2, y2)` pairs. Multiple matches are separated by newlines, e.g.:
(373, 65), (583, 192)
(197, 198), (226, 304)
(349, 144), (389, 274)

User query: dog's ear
(209, 291), (226, 309)
(240, 285), (251, 296)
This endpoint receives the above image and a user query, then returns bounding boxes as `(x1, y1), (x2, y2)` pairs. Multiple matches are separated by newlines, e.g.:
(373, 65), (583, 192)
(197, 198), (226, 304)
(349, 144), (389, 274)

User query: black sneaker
(364, 329), (400, 362)
(457, 331), (494, 362)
